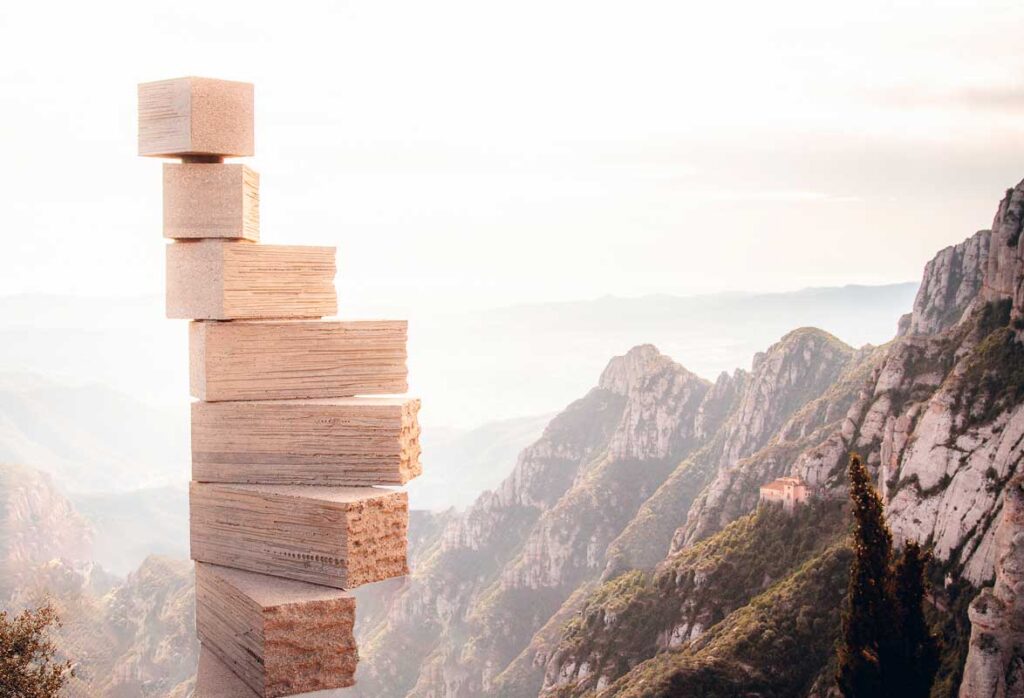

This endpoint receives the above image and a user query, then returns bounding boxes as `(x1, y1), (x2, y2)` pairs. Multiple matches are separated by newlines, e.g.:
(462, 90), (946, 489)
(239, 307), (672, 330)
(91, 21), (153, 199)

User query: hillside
(0, 462), (197, 697)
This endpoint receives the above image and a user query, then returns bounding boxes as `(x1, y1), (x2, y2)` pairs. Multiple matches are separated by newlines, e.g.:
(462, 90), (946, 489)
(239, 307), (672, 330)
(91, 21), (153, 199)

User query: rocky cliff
(960, 474), (1024, 697)
(357, 178), (1024, 697)
(0, 462), (93, 588)
(898, 230), (990, 337)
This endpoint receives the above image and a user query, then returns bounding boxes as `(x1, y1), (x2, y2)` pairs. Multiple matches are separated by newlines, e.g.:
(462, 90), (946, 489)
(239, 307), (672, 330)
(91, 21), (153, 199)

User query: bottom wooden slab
(196, 563), (357, 697)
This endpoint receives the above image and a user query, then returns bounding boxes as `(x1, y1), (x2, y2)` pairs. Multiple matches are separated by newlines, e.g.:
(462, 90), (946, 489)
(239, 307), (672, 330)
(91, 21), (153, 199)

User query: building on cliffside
(759, 476), (810, 512)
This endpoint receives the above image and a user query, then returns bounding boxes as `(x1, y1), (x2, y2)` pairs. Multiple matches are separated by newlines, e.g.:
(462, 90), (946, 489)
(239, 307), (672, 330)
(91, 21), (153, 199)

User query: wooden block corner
(139, 76), (254, 158)
(195, 563), (357, 697)
(163, 163), (259, 241)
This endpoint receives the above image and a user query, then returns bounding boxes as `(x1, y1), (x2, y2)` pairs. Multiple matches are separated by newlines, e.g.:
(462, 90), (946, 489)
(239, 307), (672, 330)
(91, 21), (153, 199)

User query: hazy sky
(2, 0), (1023, 313)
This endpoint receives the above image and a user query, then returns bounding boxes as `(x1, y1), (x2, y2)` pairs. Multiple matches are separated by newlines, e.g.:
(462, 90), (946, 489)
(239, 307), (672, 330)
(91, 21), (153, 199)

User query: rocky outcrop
(673, 329), (858, 548)
(899, 229), (990, 337)
(602, 328), (853, 574)
(960, 475), (1024, 697)
(982, 182), (1024, 325)
(0, 463), (93, 586)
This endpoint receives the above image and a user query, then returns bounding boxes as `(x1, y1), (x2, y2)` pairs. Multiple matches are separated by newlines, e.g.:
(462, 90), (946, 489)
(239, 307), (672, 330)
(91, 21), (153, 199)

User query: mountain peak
(898, 228), (990, 337)
(599, 344), (675, 395)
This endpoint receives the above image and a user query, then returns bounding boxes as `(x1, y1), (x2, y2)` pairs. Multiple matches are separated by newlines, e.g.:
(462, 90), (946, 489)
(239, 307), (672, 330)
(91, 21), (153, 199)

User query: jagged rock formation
(960, 474), (1024, 698)
(0, 462), (93, 584)
(605, 327), (852, 576)
(898, 230), (990, 337)
(982, 185), (1024, 324)
(355, 177), (1024, 697)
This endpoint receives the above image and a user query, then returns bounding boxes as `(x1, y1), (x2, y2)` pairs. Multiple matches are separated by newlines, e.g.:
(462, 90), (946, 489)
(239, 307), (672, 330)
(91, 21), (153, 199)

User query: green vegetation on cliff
(600, 544), (854, 698)
(548, 501), (850, 695)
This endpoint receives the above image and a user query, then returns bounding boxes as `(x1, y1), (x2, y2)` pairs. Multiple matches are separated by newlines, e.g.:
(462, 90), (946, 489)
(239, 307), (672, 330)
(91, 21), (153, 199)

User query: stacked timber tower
(138, 77), (420, 697)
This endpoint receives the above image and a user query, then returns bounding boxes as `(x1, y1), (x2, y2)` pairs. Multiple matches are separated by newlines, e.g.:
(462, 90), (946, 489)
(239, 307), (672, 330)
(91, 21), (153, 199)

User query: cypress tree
(835, 454), (938, 698)
(836, 453), (892, 697)
(889, 541), (940, 698)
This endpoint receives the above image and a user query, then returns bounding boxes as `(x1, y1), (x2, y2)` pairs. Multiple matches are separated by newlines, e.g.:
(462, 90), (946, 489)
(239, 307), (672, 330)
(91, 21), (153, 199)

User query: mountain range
(346, 184), (1023, 696)
(2, 179), (1023, 695)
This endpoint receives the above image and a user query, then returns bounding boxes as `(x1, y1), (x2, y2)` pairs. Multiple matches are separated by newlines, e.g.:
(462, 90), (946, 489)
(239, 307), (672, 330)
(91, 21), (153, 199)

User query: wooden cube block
(194, 647), (260, 698)
(191, 397), (421, 486)
(190, 483), (408, 588)
(196, 563), (357, 697)
(139, 77), (254, 158)
(190, 320), (408, 401)
(166, 240), (336, 320)
(164, 164), (259, 241)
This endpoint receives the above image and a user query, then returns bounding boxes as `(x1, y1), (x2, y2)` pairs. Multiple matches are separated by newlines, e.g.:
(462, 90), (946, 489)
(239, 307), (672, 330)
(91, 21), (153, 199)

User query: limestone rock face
(0, 463), (93, 580)
(982, 181), (1024, 323)
(898, 229), (990, 337)
(673, 328), (856, 548)
(960, 475), (1024, 698)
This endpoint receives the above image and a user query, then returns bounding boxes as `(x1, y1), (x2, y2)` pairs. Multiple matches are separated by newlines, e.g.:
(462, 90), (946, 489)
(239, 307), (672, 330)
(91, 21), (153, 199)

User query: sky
(2, 0), (1024, 314)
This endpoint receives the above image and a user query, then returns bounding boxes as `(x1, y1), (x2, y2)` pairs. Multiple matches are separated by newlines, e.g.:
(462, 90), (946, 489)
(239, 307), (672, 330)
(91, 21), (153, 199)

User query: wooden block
(166, 240), (336, 320)
(195, 563), (357, 697)
(194, 646), (260, 698)
(190, 320), (408, 401)
(191, 397), (421, 486)
(164, 164), (260, 241)
(138, 77), (254, 158)
(190, 483), (409, 589)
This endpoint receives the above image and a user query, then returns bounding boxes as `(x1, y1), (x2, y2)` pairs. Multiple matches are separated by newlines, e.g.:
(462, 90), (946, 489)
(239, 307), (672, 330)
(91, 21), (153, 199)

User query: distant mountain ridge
(0, 282), (917, 430)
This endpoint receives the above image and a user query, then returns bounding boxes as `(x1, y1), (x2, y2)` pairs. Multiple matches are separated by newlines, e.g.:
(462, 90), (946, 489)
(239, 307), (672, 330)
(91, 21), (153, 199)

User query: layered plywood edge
(190, 483), (409, 589)
(196, 563), (357, 697)
(139, 77), (254, 158)
(164, 164), (260, 241)
(194, 647), (260, 698)
(190, 320), (408, 401)
(166, 240), (337, 320)
(191, 397), (421, 485)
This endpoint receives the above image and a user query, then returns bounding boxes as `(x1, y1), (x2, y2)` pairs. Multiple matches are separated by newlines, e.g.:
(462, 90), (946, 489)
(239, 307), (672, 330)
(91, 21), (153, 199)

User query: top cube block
(138, 77), (254, 158)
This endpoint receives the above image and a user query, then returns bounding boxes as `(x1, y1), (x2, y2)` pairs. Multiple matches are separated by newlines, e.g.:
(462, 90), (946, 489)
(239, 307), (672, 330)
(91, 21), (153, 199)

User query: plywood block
(164, 164), (259, 241)
(190, 483), (408, 588)
(194, 646), (260, 698)
(190, 320), (407, 401)
(196, 563), (357, 697)
(166, 240), (336, 320)
(139, 77), (254, 158)
(191, 397), (420, 485)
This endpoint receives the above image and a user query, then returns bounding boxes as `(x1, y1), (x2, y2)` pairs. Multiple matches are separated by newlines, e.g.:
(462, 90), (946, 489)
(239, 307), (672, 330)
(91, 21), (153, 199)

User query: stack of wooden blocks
(138, 76), (421, 697)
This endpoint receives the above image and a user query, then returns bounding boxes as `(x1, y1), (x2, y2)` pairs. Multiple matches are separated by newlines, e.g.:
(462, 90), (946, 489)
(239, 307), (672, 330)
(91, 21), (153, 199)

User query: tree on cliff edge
(837, 453), (893, 696)
(836, 454), (938, 698)
(890, 541), (940, 697)
(0, 603), (72, 698)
